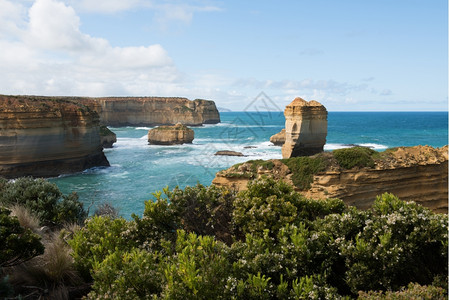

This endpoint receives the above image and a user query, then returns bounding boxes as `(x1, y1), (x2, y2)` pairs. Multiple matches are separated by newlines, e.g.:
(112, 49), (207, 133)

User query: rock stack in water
(270, 129), (285, 146)
(281, 97), (327, 158)
(0, 95), (110, 178)
(148, 123), (194, 145)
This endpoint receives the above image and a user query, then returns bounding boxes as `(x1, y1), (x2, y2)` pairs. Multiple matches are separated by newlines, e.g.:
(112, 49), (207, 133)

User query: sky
(0, 0), (447, 111)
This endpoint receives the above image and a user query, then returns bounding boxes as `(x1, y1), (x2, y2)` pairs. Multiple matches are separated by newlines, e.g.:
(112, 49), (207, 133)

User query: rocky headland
(77, 97), (220, 126)
(213, 145), (448, 213)
(282, 97), (327, 158)
(0, 95), (110, 178)
(99, 125), (117, 148)
(148, 123), (194, 145)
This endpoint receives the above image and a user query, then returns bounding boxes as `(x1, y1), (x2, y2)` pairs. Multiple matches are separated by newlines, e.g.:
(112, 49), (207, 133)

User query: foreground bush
(69, 179), (448, 299)
(0, 177), (87, 226)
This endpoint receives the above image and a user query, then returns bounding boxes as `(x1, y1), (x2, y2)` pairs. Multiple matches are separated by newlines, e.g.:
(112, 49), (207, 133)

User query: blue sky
(0, 0), (447, 111)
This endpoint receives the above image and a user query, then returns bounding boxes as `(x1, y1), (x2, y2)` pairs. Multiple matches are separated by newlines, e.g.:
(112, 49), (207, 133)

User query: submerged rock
(215, 151), (244, 156)
(148, 123), (194, 145)
(281, 97), (327, 158)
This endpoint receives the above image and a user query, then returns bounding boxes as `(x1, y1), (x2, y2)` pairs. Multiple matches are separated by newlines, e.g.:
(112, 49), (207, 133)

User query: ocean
(49, 111), (448, 218)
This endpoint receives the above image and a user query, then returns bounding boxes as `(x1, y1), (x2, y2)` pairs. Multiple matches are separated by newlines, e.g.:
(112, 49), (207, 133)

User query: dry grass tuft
(9, 204), (40, 233)
(9, 231), (83, 299)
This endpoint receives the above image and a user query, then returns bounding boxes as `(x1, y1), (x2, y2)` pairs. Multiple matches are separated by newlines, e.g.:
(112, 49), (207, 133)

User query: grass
(247, 160), (275, 172)
(281, 156), (326, 190)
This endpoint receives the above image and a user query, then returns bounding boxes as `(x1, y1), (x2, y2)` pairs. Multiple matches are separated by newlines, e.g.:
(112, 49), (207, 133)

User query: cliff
(0, 95), (110, 178)
(282, 97), (327, 158)
(77, 97), (220, 126)
(148, 123), (194, 145)
(213, 145), (448, 213)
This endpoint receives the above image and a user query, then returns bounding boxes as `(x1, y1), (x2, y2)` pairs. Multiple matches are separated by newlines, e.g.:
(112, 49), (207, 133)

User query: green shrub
(0, 207), (44, 267)
(232, 178), (346, 238)
(88, 249), (163, 299)
(162, 230), (231, 299)
(131, 192), (179, 252)
(341, 193), (448, 293)
(167, 184), (236, 245)
(281, 156), (326, 189)
(333, 146), (376, 169)
(68, 216), (134, 280)
(0, 177), (87, 226)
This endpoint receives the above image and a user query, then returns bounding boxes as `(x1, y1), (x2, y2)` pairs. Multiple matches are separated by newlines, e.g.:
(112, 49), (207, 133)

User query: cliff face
(148, 123), (194, 145)
(213, 145), (448, 213)
(78, 97), (220, 126)
(0, 95), (109, 178)
(282, 98), (327, 158)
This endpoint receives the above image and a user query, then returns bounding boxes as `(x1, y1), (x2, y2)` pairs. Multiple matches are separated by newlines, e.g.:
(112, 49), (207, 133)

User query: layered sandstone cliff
(0, 95), (110, 178)
(213, 145), (448, 213)
(282, 98), (327, 158)
(78, 97), (220, 126)
(148, 123), (194, 145)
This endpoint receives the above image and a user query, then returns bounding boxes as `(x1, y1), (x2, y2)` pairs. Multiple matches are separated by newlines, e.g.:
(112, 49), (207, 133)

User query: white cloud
(233, 78), (369, 96)
(72, 0), (142, 14)
(0, 0), (27, 38)
(27, 0), (94, 51)
(0, 0), (183, 97)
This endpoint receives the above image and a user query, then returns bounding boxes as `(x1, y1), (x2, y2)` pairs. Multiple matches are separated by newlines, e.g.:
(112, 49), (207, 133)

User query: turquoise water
(50, 111), (448, 218)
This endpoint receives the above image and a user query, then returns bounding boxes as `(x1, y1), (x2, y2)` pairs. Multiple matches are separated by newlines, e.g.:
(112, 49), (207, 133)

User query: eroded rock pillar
(281, 97), (327, 158)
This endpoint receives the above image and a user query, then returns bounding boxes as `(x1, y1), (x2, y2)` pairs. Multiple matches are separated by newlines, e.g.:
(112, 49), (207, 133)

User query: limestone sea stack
(270, 129), (285, 146)
(281, 97), (327, 158)
(77, 97), (220, 126)
(148, 123), (194, 145)
(0, 95), (110, 178)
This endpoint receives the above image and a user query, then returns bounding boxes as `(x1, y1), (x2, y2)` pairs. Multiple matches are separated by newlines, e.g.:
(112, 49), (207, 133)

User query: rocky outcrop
(270, 129), (285, 146)
(213, 145), (448, 213)
(100, 125), (117, 148)
(215, 151), (244, 157)
(0, 95), (110, 178)
(77, 97), (220, 126)
(281, 97), (327, 158)
(148, 123), (194, 145)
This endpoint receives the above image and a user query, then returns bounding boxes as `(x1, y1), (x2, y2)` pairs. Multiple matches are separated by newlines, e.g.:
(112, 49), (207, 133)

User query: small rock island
(148, 123), (194, 145)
